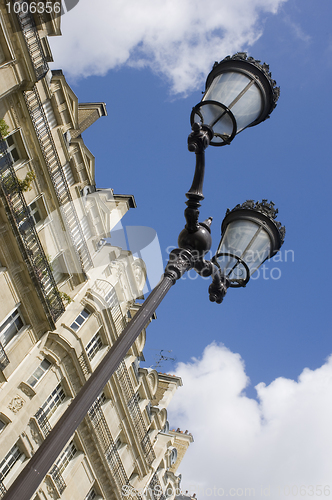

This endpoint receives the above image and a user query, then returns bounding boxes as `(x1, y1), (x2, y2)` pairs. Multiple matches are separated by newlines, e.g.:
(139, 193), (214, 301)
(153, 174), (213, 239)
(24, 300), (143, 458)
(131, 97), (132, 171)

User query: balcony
(116, 362), (156, 466)
(0, 479), (7, 499)
(88, 399), (128, 490)
(34, 407), (52, 438)
(0, 132), (65, 326)
(48, 464), (66, 495)
(23, 86), (93, 274)
(11, 0), (49, 80)
(148, 473), (166, 500)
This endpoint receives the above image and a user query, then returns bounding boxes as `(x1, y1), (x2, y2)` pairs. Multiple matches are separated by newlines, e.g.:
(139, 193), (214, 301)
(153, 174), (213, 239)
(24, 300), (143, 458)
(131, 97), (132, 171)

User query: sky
(49, 0), (332, 498)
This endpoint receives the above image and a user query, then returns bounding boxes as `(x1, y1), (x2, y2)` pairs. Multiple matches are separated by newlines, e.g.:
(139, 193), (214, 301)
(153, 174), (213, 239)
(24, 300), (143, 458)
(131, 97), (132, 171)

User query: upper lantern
(190, 53), (280, 146)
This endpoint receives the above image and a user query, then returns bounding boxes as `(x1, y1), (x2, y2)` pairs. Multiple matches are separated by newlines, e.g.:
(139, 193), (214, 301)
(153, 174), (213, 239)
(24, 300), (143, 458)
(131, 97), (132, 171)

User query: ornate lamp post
(3, 53), (285, 500)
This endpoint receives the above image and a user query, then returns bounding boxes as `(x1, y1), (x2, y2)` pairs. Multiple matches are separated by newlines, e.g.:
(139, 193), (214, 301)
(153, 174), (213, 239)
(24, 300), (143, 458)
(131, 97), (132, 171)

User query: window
(41, 384), (66, 419)
(114, 436), (122, 450)
(97, 392), (106, 405)
(0, 418), (6, 433)
(51, 253), (70, 285)
(0, 444), (24, 481)
(70, 308), (90, 331)
(27, 196), (49, 227)
(85, 332), (103, 361)
(5, 134), (20, 163)
(132, 358), (139, 381)
(27, 359), (51, 387)
(0, 308), (24, 347)
(0, 131), (29, 170)
(55, 441), (77, 475)
(104, 287), (118, 308)
(146, 402), (152, 421)
(28, 200), (42, 224)
(84, 488), (97, 500)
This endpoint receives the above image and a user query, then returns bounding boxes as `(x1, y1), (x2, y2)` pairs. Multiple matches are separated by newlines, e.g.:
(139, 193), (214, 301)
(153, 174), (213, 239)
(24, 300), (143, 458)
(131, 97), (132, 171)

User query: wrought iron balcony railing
(12, 0), (49, 80)
(78, 351), (91, 378)
(88, 399), (128, 490)
(34, 407), (52, 438)
(48, 464), (66, 495)
(0, 133), (65, 326)
(148, 473), (166, 500)
(24, 86), (93, 274)
(0, 479), (7, 499)
(0, 341), (10, 371)
(116, 361), (156, 466)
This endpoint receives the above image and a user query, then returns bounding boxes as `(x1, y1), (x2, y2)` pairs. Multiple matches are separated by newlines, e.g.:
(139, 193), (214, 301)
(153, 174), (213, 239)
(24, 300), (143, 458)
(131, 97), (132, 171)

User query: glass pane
(0, 310), (23, 347)
(204, 72), (262, 131)
(81, 309), (90, 319)
(27, 376), (37, 387)
(11, 148), (19, 163)
(14, 316), (23, 330)
(215, 254), (248, 282)
(33, 366), (45, 381)
(40, 359), (51, 371)
(243, 229), (271, 274)
(218, 219), (260, 258)
(75, 315), (84, 327)
(231, 84), (262, 131)
(32, 211), (42, 224)
(204, 72), (251, 108)
(6, 136), (14, 147)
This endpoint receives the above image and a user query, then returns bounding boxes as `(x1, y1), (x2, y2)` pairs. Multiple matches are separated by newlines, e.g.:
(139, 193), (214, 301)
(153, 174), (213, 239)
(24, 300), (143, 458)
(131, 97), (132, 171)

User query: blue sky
(50, 0), (332, 496)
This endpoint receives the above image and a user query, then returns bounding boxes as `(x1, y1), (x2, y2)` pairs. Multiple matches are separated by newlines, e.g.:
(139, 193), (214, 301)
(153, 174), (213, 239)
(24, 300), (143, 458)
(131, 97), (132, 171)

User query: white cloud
(50, 0), (288, 94)
(168, 343), (332, 498)
(283, 16), (312, 44)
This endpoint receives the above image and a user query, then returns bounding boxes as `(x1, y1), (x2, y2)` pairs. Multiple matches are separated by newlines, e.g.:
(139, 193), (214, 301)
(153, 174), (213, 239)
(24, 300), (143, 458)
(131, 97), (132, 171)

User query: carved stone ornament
(213, 52), (280, 111)
(45, 478), (57, 499)
(19, 381), (36, 398)
(8, 395), (26, 413)
(132, 261), (146, 291)
(225, 199), (286, 245)
(28, 420), (42, 445)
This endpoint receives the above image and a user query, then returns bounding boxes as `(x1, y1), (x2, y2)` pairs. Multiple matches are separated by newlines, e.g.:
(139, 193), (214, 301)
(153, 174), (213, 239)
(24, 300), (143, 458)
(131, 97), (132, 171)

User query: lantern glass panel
(230, 84), (262, 132)
(204, 72), (250, 107)
(217, 219), (272, 278)
(215, 254), (248, 281)
(244, 228), (271, 273)
(203, 72), (263, 131)
(218, 219), (259, 257)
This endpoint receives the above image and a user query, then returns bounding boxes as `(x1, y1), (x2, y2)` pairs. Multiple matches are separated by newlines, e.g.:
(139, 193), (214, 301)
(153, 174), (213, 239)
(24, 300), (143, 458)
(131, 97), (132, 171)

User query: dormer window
(70, 308), (90, 331)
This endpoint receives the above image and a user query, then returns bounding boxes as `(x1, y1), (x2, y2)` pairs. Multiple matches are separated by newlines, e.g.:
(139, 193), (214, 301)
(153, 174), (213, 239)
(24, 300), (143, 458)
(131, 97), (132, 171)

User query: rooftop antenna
(153, 349), (176, 369)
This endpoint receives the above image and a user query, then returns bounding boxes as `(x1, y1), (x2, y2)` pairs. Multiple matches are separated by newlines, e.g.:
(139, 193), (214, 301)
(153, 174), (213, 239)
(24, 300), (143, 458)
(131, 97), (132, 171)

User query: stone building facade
(0, 2), (191, 500)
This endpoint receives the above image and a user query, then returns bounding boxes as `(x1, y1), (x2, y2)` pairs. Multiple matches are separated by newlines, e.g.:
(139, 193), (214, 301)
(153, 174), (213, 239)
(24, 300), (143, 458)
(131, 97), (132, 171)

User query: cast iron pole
(3, 253), (194, 500)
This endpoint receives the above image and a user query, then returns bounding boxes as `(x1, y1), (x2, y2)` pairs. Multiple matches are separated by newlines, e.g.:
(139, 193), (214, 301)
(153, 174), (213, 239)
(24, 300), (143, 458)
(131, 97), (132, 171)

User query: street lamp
(3, 53), (285, 500)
